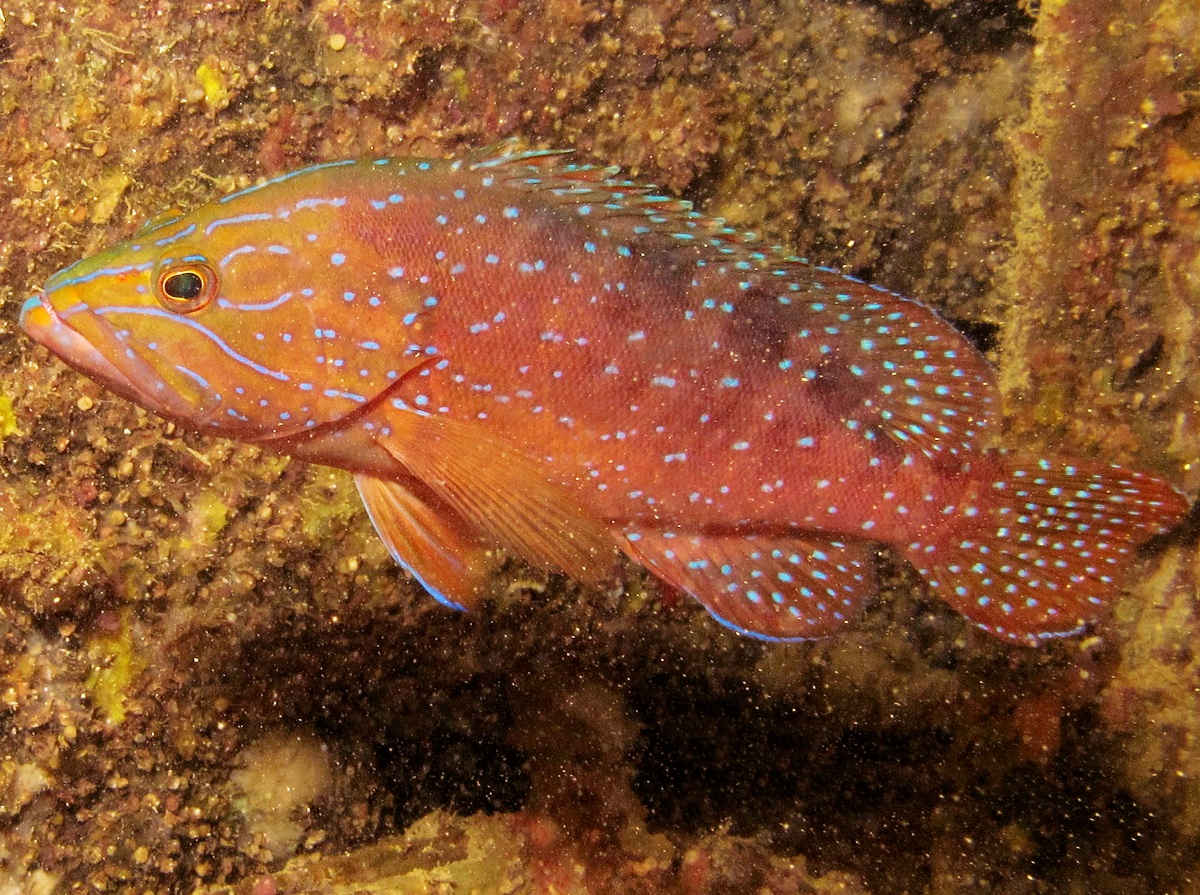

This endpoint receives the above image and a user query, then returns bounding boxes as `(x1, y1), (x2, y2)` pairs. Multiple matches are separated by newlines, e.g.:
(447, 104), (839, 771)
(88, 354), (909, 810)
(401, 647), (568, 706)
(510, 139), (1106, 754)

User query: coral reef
(0, 0), (1198, 892)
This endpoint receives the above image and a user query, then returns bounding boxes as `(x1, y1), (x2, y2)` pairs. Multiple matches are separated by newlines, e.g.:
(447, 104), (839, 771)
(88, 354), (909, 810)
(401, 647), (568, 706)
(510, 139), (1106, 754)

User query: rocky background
(1, 0), (1199, 892)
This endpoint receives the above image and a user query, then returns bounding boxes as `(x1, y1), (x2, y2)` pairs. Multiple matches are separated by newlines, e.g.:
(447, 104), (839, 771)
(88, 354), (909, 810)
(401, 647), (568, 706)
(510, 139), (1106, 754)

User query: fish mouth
(20, 292), (212, 423)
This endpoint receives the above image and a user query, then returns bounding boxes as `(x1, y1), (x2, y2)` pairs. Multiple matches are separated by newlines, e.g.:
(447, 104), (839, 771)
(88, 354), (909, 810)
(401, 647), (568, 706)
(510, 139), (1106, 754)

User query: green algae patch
(298, 468), (366, 544)
(195, 61), (229, 110)
(83, 611), (146, 726)
(0, 393), (21, 445)
(187, 487), (232, 548)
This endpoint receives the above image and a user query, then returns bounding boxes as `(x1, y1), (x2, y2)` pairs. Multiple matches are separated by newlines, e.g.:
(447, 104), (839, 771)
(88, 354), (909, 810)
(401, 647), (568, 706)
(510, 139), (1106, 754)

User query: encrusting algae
(2, 0), (1200, 893)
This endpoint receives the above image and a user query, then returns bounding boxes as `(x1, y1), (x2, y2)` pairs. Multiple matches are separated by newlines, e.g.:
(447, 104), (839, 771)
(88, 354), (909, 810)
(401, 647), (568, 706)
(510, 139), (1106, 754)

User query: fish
(20, 141), (1189, 645)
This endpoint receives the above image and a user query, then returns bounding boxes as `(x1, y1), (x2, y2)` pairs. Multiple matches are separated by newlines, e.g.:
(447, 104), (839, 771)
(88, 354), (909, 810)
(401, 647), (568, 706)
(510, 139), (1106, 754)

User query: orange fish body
(21, 143), (1188, 644)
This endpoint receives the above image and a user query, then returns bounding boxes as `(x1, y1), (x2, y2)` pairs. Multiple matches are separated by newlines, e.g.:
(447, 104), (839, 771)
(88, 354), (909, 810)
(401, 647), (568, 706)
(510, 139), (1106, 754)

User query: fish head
(22, 170), (426, 441)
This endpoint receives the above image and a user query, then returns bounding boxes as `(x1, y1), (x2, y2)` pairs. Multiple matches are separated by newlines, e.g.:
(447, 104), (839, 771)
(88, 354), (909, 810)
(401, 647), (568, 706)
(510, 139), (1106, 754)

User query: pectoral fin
(373, 412), (618, 589)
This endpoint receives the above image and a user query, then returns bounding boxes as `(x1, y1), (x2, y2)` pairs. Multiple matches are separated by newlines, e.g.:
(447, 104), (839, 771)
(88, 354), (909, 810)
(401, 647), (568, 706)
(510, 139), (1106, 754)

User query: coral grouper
(21, 142), (1188, 645)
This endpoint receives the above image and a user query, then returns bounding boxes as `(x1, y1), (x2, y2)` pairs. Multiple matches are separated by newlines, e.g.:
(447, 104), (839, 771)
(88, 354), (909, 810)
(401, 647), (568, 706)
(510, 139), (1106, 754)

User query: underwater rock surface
(1, 0), (1199, 892)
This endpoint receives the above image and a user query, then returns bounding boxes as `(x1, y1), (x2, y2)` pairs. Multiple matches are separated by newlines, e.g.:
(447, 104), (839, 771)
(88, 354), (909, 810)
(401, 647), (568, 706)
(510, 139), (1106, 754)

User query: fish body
(21, 143), (1188, 644)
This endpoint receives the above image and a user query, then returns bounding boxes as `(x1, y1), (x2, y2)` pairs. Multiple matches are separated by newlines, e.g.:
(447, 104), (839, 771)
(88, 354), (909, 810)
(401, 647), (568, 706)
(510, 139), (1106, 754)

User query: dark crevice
(867, 0), (1036, 55)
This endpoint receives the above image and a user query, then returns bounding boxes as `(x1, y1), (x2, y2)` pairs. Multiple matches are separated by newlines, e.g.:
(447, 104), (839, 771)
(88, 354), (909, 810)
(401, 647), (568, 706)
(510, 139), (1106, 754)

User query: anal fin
(623, 530), (877, 640)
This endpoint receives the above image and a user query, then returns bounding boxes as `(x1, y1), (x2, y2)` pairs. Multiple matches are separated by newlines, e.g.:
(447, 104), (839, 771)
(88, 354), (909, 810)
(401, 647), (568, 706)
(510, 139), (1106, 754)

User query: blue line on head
(50, 262), (155, 291)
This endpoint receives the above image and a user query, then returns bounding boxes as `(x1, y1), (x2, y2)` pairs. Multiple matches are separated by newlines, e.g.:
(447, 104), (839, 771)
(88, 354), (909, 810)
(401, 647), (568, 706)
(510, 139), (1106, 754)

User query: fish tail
(904, 453), (1187, 644)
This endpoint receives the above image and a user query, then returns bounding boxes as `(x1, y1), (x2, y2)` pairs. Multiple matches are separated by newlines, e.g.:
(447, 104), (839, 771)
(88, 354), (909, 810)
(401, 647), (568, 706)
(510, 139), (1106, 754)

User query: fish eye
(154, 260), (218, 313)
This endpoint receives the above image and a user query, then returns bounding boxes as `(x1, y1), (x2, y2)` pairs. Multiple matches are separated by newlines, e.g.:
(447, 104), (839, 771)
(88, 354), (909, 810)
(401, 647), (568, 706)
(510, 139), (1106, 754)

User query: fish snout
(19, 292), (56, 340)
(16, 291), (159, 415)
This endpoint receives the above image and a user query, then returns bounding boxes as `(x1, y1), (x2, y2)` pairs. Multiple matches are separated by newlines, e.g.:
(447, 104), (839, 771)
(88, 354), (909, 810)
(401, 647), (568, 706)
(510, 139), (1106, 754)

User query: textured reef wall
(1, 0), (1199, 892)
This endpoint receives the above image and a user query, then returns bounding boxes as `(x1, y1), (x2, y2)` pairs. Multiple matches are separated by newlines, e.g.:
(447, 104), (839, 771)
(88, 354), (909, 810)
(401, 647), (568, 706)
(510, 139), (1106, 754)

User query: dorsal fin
(775, 275), (997, 457)
(463, 138), (576, 170)
(133, 208), (186, 237)
(463, 140), (763, 267)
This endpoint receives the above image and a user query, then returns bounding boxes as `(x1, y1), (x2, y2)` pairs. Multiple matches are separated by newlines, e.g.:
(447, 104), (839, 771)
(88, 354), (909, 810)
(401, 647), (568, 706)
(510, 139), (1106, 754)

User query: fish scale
(20, 141), (1188, 645)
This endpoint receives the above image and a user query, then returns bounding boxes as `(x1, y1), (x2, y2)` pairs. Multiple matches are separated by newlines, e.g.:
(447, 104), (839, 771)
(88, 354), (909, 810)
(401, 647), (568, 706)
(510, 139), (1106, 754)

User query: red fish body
(21, 143), (1188, 644)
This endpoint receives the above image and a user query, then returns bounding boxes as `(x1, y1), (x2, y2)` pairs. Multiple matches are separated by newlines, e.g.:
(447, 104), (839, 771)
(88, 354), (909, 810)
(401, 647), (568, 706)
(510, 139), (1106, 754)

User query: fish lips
(20, 292), (216, 424)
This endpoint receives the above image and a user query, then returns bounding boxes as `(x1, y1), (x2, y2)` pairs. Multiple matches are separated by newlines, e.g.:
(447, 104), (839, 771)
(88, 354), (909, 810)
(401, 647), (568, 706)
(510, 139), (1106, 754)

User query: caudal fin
(904, 454), (1188, 645)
